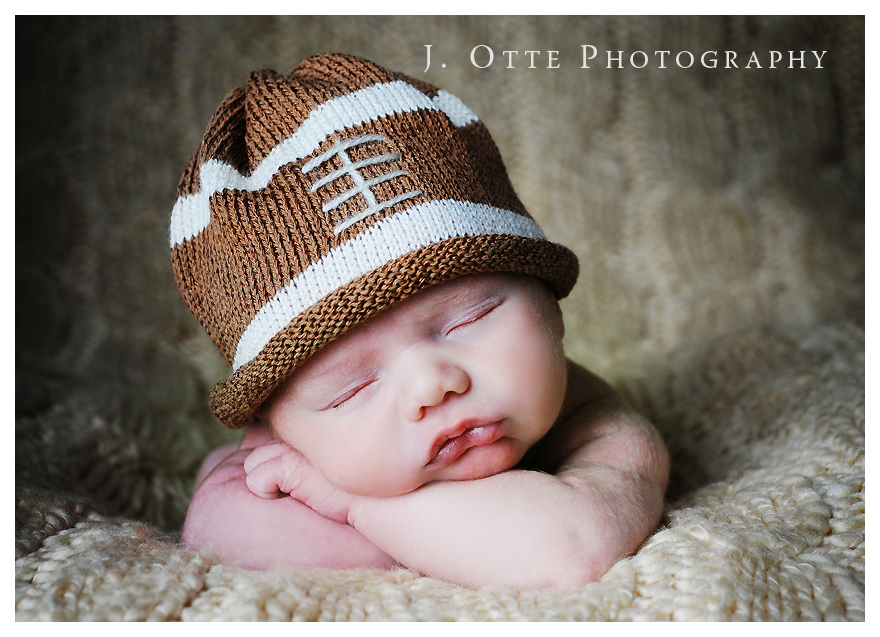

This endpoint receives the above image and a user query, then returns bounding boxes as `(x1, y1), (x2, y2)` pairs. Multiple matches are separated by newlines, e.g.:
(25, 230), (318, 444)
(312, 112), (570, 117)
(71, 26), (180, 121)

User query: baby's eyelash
(447, 300), (502, 334)
(329, 380), (375, 409)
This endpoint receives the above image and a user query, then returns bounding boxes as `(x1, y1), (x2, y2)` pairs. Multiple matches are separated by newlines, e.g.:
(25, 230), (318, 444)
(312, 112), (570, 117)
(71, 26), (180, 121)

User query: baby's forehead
(408, 271), (539, 303)
(347, 272), (549, 339)
(359, 274), (496, 330)
(374, 272), (529, 321)
(287, 272), (553, 390)
(304, 274), (505, 354)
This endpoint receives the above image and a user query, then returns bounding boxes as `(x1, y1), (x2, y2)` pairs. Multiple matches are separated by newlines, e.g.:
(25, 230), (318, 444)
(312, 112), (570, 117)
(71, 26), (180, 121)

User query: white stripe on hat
(169, 82), (479, 248)
(433, 90), (478, 127)
(232, 199), (544, 370)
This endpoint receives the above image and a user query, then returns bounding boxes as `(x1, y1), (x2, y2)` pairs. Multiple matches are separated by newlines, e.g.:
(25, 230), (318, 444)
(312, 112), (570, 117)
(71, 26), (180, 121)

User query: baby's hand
(243, 442), (355, 525)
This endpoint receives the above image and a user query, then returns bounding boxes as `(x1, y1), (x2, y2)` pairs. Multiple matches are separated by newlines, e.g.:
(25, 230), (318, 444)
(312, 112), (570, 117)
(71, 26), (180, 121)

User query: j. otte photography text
(424, 44), (828, 72)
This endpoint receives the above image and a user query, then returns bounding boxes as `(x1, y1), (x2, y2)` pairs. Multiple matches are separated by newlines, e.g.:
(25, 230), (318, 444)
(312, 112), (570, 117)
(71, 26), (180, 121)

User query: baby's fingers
(243, 440), (288, 474)
(245, 456), (289, 499)
(245, 448), (312, 499)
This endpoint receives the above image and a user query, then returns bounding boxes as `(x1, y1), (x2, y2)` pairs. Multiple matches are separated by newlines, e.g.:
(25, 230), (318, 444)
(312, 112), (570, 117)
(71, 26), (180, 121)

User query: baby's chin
(342, 440), (526, 497)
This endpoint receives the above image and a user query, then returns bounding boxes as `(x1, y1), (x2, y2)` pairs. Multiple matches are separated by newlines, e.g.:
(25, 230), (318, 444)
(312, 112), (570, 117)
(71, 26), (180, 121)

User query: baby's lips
(426, 420), (506, 469)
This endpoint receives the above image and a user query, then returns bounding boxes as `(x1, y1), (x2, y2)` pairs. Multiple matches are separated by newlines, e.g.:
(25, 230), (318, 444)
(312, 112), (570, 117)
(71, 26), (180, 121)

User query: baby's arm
(348, 363), (667, 589)
(246, 361), (668, 590)
(181, 427), (396, 571)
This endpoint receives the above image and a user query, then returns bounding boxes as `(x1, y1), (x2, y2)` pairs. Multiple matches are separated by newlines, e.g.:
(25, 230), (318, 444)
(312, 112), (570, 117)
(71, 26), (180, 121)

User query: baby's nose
(403, 359), (470, 421)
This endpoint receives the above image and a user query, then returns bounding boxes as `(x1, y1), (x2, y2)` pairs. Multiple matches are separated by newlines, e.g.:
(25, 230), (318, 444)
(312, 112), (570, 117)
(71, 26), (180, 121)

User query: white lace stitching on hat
(303, 134), (421, 234)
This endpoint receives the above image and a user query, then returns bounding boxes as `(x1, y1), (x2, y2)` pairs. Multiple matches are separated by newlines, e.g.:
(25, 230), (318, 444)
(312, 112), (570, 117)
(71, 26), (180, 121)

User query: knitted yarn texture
(170, 53), (578, 428)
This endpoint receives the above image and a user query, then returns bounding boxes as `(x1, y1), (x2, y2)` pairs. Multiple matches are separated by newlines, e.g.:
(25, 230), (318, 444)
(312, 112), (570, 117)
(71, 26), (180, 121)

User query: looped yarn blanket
(16, 15), (863, 621)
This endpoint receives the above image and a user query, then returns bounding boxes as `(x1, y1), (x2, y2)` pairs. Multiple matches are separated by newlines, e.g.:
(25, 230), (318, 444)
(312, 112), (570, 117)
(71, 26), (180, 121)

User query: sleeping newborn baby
(173, 53), (668, 591)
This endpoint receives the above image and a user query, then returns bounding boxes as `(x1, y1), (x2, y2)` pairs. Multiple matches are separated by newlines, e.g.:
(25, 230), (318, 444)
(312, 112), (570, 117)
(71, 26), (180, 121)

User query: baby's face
(265, 273), (567, 497)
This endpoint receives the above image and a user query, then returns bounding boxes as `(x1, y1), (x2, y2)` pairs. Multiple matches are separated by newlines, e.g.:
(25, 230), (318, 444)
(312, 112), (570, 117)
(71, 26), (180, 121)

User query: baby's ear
(250, 407), (271, 429)
(553, 300), (565, 339)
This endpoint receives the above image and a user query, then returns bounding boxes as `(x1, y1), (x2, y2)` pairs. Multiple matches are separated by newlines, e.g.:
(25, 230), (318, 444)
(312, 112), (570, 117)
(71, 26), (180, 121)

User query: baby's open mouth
(426, 421), (505, 469)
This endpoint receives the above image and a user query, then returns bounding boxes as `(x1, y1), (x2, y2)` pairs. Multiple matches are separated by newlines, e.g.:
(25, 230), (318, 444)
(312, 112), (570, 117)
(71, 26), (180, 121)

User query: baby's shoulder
(521, 360), (624, 472)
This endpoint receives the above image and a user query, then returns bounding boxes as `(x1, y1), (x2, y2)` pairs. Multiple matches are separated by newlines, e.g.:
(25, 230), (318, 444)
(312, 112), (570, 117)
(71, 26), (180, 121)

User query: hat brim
(209, 234), (578, 428)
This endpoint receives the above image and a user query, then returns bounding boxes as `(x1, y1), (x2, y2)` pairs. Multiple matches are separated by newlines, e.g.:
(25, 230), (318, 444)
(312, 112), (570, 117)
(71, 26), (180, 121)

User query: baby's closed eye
(445, 298), (503, 336)
(328, 378), (378, 410)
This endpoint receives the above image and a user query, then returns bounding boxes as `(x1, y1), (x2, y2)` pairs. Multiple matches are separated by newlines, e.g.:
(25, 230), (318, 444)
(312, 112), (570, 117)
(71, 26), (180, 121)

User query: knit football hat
(170, 52), (579, 428)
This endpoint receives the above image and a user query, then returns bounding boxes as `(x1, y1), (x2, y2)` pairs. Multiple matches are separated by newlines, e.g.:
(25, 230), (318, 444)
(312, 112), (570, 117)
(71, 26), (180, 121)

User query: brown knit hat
(170, 53), (579, 428)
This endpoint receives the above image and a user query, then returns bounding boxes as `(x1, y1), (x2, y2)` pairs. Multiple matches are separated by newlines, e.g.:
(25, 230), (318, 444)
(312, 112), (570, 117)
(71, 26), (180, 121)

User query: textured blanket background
(16, 16), (864, 620)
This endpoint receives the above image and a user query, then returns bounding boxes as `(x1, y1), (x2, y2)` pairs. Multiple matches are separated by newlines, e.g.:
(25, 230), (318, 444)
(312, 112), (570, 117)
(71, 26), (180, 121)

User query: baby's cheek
(318, 438), (400, 496)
